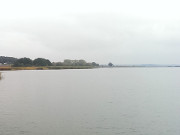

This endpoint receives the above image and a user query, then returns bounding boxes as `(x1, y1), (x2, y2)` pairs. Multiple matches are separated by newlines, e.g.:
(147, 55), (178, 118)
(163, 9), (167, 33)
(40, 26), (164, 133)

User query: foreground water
(0, 68), (180, 135)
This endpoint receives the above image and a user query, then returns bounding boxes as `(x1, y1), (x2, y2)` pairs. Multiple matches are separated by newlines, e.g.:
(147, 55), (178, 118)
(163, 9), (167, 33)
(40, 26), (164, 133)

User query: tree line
(53, 59), (99, 67)
(12, 58), (99, 67)
(13, 58), (52, 67)
(0, 56), (17, 64)
(0, 56), (99, 67)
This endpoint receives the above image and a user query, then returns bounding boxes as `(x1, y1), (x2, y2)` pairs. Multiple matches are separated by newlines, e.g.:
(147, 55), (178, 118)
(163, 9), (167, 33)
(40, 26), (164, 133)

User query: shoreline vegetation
(0, 66), (95, 71)
(2, 56), (180, 71)
(0, 56), (99, 71)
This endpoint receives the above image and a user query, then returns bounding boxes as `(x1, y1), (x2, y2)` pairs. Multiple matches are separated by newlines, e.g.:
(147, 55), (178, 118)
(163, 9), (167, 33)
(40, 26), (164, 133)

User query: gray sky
(0, 0), (180, 64)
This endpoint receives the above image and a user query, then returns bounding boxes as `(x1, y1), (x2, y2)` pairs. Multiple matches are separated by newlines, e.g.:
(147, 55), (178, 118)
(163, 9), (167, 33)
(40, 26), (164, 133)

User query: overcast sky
(0, 0), (180, 64)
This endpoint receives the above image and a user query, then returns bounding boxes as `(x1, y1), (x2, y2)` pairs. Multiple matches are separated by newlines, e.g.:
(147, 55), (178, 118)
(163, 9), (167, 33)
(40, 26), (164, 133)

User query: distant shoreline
(1, 65), (180, 71)
(101, 66), (180, 68)
(0, 66), (95, 71)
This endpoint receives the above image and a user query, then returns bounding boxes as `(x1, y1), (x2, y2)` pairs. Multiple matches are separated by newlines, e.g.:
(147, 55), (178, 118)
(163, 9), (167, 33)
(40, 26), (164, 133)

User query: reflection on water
(0, 68), (180, 135)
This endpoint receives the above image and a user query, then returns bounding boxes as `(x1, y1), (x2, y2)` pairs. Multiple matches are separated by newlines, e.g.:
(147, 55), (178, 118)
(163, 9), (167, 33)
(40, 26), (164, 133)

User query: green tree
(33, 58), (52, 66)
(56, 62), (63, 66)
(13, 57), (33, 67)
(108, 62), (113, 67)
(92, 62), (99, 67)
(63, 59), (72, 66)
(78, 59), (86, 66)
(0, 56), (17, 64)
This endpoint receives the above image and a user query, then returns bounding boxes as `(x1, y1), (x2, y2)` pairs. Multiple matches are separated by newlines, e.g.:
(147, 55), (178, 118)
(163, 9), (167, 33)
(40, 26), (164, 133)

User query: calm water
(0, 68), (180, 135)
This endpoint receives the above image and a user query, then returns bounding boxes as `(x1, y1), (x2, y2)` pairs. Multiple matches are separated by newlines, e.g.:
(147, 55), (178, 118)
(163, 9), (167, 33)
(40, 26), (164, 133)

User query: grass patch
(0, 66), (12, 70)
(11, 67), (48, 70)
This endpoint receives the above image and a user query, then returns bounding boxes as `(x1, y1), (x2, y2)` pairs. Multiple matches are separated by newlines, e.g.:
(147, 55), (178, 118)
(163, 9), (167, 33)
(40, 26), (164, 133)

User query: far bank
(0, 66), (96, 71)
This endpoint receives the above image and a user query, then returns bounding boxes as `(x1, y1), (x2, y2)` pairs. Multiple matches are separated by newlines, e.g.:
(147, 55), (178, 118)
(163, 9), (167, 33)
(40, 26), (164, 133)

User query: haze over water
(0, 68), (180, 135)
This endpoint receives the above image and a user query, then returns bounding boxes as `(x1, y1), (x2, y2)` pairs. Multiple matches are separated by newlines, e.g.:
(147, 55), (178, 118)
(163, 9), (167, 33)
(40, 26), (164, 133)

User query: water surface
(0, 68), (180, 135)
